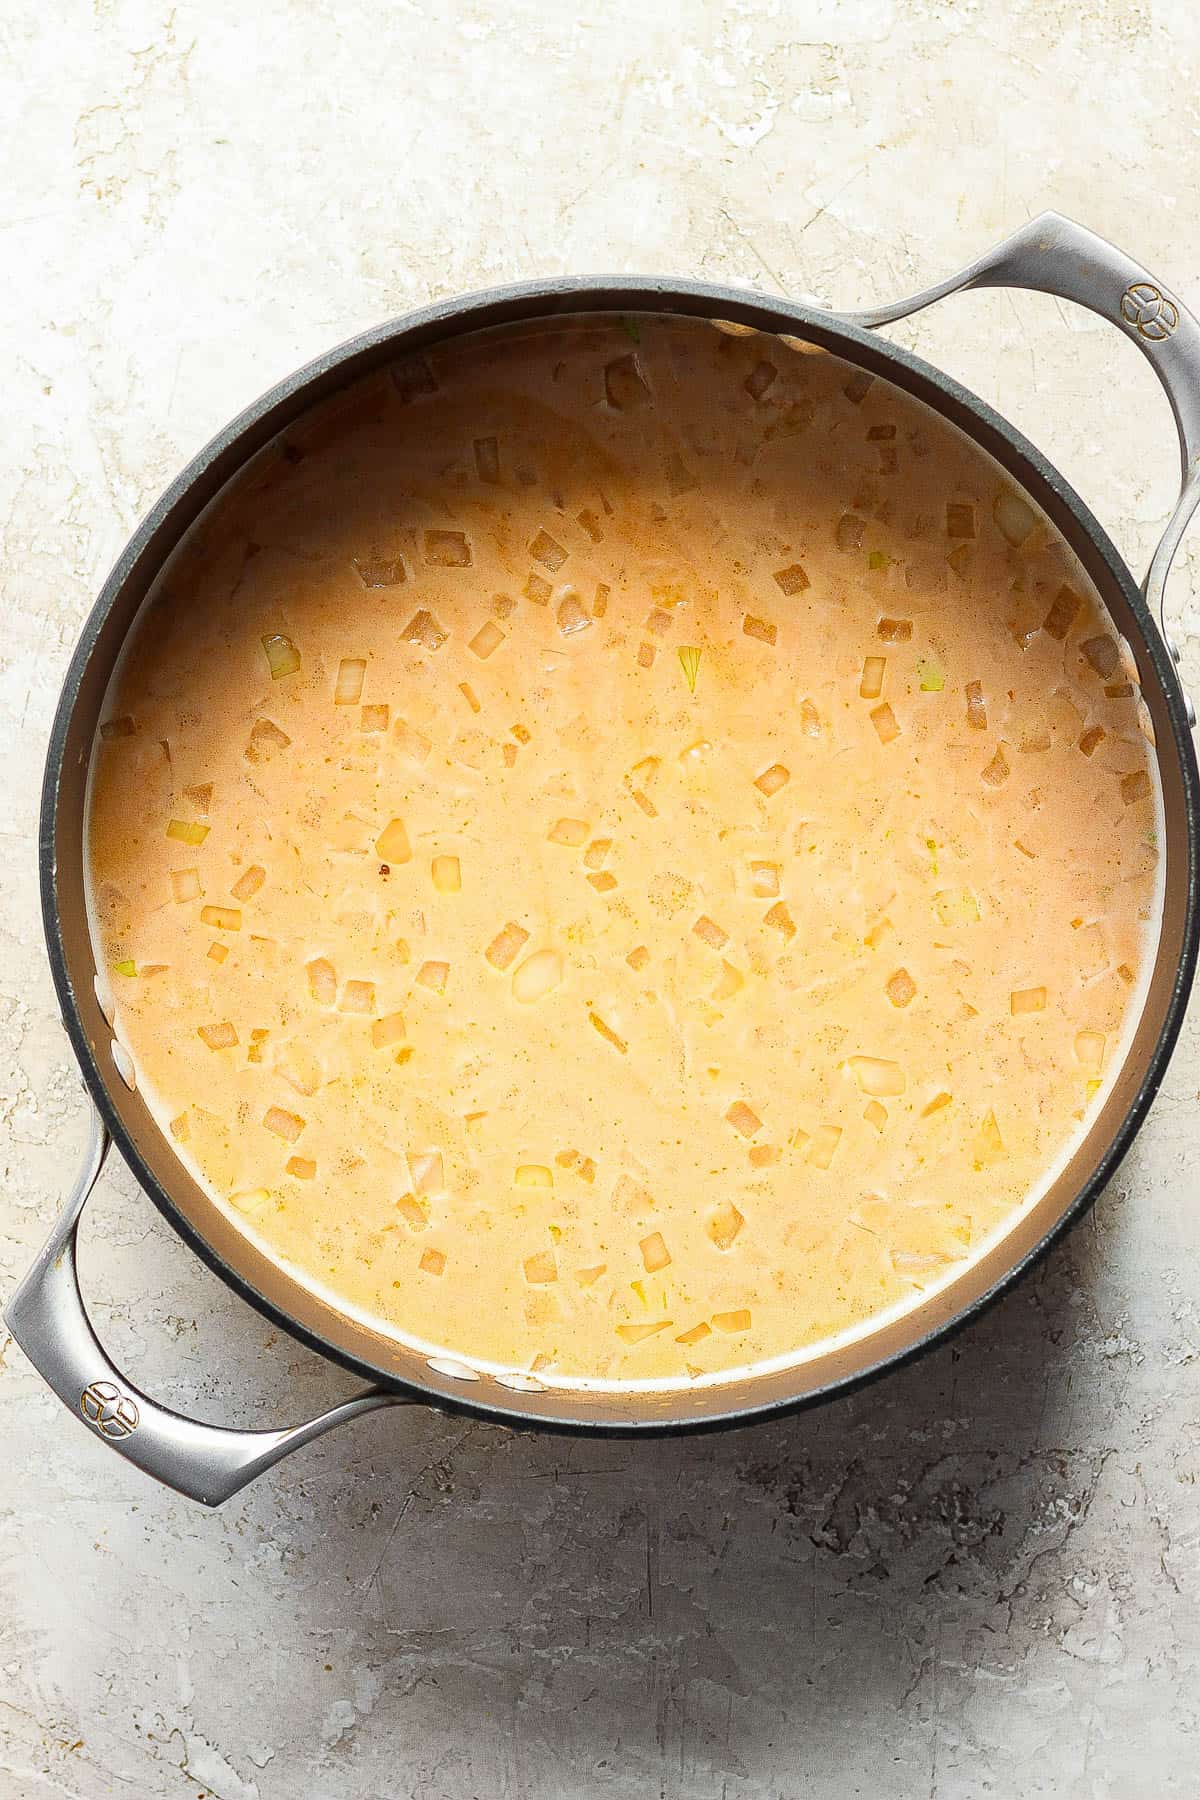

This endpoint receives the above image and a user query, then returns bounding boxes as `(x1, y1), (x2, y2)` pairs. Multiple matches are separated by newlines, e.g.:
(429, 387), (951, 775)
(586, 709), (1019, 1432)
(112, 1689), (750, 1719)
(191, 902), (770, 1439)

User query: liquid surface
(88, 315), (1159, 1383)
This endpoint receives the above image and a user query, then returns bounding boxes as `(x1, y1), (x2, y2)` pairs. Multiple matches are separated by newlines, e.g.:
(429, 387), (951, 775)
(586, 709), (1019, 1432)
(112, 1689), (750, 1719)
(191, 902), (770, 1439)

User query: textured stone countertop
(4, 4), (1200, 1796)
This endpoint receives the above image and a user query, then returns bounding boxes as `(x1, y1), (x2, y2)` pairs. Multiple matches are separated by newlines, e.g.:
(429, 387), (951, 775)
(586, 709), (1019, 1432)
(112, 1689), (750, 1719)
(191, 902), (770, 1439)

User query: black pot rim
(40, 274), (1200, 1436)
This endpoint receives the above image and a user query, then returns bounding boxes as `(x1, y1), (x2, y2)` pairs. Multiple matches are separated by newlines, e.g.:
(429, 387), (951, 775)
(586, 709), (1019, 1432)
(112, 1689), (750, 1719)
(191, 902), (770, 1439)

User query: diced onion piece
(276, 1041), (322, 1095)
(946, 502), (976, 539)
(678, 646), (702, 692)
(376, 817), (412, 864)
(167, 818), (209, 846)
(515, 1165), (553, 1188)
(334, 658), (366, 704)
(773, 563), (810, 595)
(981, 745), (1010, 786)
(548, 817), (589, 847)
(993, 488), (1037, 547)
(1121, 769), (1151, 805)
(870, 702), (899, 744)
(1010, 986), (1046, 1015)
(416, 960), (449, 993)
(712, 960), (743, 1002)
(750, 861), (780, 899)
(424, 530), (471, 567)
(512, 948), (564, 1004)
(231, 864), (265, 902)
(171, 868), (201, 903)
(361, 703), (390, 732)
(631, 789), (657, 818)
(230, 1188), (270, 1217)
(885, 968), (917, 1008)
(706, 1200), (745, 1251)
(339, 979), (376, 1014)
(552, 590), (592, 641)
(1075, 1030), (1106, 1071)
(615, 1321), (672, 1345)
(640, 1231), (671, 1272)
(100, 715), (136, 739)
(402, 608), (449, 650)
(1043, 584), (1082, 641)
(524, 573), (551, 605)
(396, 1192), (428, 1230)
(754, 762), (790, 797)
(878, 617), (913, 642)
(604, 353), (650, 411)
(743, 614), (777, 646)
(1081, 635), (1120, 678)
(529, 528), (567, 571)
(864, 914), (892, 949)
(637, 642), (657, 668)
(201, 907), (241, 936)
(307, 958), (337, 1005)
(409, 1150), (444, 1194)
(676, 1322), (712, 1345)
(207, 942), (228, 964)
(933, 888), (981, 928)
(693, 914), (728, 950)
(469, 619), (505, 661)
(725, 1100), (762, 1138)
(485, 920), (530, 969)
(627, 945), (650, 971)
(264, 1105), (305, 1143)
(583, 837), (612, 869)
(367, 1011), (405, 1050)
(917, 660), (944, 692)
(799, 698), (821, 737)
(860, 656), (886, 700)
(246, 718), (291, 763)
(261, 633), (300, 679)
(432, 854), (461, 894)
(575, 1263), (606, 1286)
(946, 543), (972, 578)
(976, 1110), (1005, 1161)
(198, 1021), (237, 1051)
(524, 1251), (558, 1284)
(419, 1248), (446, 1277)
(247, 1027), (269, 1064)
(749, 1144), (780, 1168)
(835, 514), (865, 552)
(712, 1309), (752, 1334)
(808, 1124), (842, 1169)
(965, 680), (987, 730)
(849, 1055), (905, 1097)
(589, 1011), (627, 1053)
(745, 359), (778, 400)
(183, 782), (212, 813)
(474, 436), (500, 483)
(286, 1156), (316, 1180)
(763, 902), (795, 940)
(864, 1099), (887, 1131)
(922, 1091), (952, 1117)
(394, 719), (432, 763)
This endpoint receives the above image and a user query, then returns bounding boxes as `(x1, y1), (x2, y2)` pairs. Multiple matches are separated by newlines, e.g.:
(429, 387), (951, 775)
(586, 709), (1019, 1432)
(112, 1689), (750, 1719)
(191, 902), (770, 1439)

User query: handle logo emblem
(1121, 283), (1179, 341)
(80, 1380), (140, 1439)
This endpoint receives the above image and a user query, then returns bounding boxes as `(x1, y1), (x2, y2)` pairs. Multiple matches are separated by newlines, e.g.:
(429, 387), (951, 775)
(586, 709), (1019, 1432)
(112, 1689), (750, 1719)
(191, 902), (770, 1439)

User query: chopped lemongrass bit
(171, 868), (201, 903)
(676, 1321), (712, 1346)
(725, 1099), (762, 1138)
(743, 614), (777, 645)
(616, 1320), (672, 1345)
(167, 818), (209, 846)
(485, 920), (529, 969)
(1121, 769), (1152, 805)
(864, 1099), (888, 1131)
(261, 633), (300, 679)
(627, 944), (650, 971)
(114, 959), (137, 977)
(750, 860), (780, 898)
(773, 562), (810, 595)
(589, 1011), (627, 1054)
(285, 1156), (316, 1180)
(693, 914), (728, 950)
(993, 489), (1037, 546)
(264, 1106), (305, 1142)
(375, 818), (412, 864)
(230, 864), (265, 902)
(678, 646), (702, 692)
(848, 1055), (906, 1097)
(556, 592), (592, 636)
(361, 702), (390, 731)
(981, 745), (1010, 786)
(763, 902), (795, 940)
(867, 550), (891, 572)
(640, 1231), (671, 1272)
(246, 718), (291, 762)
(923, 1091), (952, 1117)
(334, 658), (366, 704)
(575, 1263), (606, 1286)
(512, 948), (564, 1004)
(1076, 1030), (1107, 1070)
(198, 1022), (237, 1051)
(515, 1165), (553, 1188)
(835, 513), (865, 552)
(402, 608), (449, 651)
(432, 854), (461, 894)
(946, 502), (976, 539)
(712, 1309), (752, 1334)
(1010, 986), (1047, 1014)
(965, 680), (987, 730)
(549, 817), (589, 847)
(424, 529), (471, 566)
(1043, 584), (1082, 641)
(524, 1251), (558, 1284)
(870, 702), (900, 744)
(860, 656), (886, 700)
(416, 960), (449, 993)
(339, 979), (376, 1013)
(885, 968), (917, 1008)
(230, 1188), (270, 1217)
(754, 762), (790, 797)
(306, 958), (337, 1005)
(473, 436), (499, 482)
(808, 1124), (842, 1169)
(207, 941), (228, 964)
(917, 660), (944, 692)
(394, 719), (432, 763)
(864, 914), (892, 949)
(419, 1247), (446, 1277)
(878, 617), (913, 642)
(200, 904), (241, 930)
(712, 960), (744, 1001)
(583, 837), (612, 869)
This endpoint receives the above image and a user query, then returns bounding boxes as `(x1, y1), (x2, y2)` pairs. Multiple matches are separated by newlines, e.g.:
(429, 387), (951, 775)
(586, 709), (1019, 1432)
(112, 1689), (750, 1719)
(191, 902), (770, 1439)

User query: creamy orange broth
(87, 316), (1160, 1384)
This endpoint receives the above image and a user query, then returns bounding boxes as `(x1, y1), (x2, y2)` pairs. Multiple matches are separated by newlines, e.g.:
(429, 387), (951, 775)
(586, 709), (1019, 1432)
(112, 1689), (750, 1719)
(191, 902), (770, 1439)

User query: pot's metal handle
(3, 1107), (411, 1506)
(843, 209), (1200, 724)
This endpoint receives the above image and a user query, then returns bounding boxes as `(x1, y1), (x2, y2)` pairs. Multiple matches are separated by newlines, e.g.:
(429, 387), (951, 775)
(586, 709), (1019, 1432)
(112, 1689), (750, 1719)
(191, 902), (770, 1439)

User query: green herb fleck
(926, 836), (939, 877)
(114, 959), (137, 977)
(918, 660), (945, 692)
(867, 550), (891, 572)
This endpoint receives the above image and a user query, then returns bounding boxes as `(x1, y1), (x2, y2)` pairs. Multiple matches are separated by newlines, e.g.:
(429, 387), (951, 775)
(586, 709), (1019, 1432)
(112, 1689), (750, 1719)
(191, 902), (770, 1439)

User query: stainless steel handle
(4, 1106), (411, 1506)
(843, 209), (1199, 725)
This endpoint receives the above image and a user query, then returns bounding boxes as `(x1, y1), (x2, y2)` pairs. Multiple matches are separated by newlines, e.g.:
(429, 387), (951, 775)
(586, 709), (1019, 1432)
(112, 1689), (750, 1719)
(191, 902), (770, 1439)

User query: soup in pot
(87, 314), (1160, 1384)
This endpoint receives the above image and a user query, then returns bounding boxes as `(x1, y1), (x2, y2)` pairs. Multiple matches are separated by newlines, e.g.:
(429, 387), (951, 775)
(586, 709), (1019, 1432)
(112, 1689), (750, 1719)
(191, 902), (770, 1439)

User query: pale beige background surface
(3, 3), (1200, 1797)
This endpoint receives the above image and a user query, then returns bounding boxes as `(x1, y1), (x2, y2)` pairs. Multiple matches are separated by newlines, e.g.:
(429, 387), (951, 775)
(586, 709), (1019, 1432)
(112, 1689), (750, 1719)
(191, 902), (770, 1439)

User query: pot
(8, 212), (1199, 1505)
